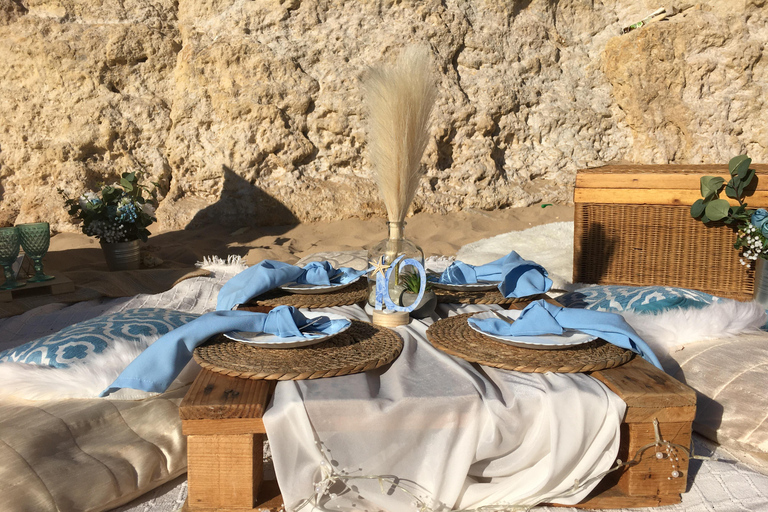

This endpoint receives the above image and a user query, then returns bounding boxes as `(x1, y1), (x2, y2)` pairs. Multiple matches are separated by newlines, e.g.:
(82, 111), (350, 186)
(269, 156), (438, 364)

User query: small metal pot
(100, 240), (141, 271)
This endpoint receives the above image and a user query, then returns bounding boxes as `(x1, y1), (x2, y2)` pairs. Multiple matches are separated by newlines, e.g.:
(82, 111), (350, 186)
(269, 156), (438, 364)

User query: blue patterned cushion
(557, 286), (718, 313)
(0, 308), (199, 368)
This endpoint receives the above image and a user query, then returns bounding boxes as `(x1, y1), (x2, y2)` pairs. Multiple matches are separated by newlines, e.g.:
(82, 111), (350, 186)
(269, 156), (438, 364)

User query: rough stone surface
(0, 0), (766, 232)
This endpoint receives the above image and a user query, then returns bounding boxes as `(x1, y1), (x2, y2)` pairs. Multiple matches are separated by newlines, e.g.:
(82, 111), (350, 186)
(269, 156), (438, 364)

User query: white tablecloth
(264, 303), (626, 511)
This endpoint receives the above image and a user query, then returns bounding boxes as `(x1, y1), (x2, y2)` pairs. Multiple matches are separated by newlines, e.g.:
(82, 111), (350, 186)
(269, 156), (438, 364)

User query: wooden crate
(574, 164), (768, 300)
(179, 357), (695, 511)
(180, 370), (281, 512)
(572, 357), (696, 509)
(0, 275), (74, 302)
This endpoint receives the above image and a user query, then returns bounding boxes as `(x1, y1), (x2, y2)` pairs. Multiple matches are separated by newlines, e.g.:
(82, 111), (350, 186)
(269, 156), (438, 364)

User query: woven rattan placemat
(238, 279), (368, 311)
(435, 289), (547, 305)
(193, 320), (403, 380)
(426, 313), (633, 373)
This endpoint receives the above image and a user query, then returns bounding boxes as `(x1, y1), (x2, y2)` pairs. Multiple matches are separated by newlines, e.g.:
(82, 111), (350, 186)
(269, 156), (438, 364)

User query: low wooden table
(179, 356), (695, 511)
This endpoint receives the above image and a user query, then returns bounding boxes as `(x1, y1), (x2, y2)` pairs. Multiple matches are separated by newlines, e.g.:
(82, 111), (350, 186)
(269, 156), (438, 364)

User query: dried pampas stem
(363, 46), (437, 227)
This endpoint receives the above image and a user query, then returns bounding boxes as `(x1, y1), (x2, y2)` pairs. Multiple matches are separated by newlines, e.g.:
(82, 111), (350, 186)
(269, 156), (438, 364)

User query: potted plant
(398, 270), (437, 319)
(62, 172), (157, 271)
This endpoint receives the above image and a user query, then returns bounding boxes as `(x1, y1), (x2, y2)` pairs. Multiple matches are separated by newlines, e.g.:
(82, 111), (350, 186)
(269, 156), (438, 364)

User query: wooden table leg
(180, 370), (283, 511)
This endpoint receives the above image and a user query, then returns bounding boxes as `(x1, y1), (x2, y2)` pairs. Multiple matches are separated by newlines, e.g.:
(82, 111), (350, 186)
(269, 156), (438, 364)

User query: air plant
(400, 270), (433, 294)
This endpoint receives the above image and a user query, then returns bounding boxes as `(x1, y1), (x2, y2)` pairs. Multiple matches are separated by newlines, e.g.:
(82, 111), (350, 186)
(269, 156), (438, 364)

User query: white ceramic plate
(431, 280), (500, 292)
(467, 310), (597, 350)
(279, 276), (360, 295)
(223, 312), (351, 348)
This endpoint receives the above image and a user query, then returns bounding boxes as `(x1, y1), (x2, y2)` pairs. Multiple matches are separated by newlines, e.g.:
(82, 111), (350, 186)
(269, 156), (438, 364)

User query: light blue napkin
(468, 299), (662, 369)
(99, 306), (351, 396)
(216, 260), (367, 311)
(435, 252), (552, 298)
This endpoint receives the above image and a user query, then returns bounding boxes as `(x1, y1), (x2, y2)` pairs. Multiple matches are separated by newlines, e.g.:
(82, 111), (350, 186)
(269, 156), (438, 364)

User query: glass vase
(366, 221), (424, 307)
(754, 257), (768, 309)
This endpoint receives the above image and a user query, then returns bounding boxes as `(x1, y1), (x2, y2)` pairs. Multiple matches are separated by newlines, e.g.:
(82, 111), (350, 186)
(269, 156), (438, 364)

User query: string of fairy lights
(264, 419), (716, 512)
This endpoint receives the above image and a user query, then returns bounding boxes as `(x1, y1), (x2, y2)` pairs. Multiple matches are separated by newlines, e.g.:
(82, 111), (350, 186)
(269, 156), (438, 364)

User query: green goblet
(17, 222), (55, 283)
(0, 227), (25, 290)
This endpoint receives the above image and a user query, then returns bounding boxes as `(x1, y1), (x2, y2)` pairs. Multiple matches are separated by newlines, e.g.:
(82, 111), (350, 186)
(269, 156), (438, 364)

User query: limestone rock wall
(0, 0), (766, 232)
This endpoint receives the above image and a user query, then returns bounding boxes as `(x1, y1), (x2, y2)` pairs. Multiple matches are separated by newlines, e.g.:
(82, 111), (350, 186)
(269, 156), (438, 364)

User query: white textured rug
(456, 221), (575, 292)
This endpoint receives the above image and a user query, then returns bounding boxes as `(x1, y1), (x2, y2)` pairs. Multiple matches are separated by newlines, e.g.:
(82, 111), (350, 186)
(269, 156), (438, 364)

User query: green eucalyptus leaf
(120, 177), (134, 192)
(700, 176), (725, 200)
(701, 214), (710, 223)
(731, 205), (749, 221)
(705, 199), (730, 221)
(737, 169), (756, 196)
(691, 199), (706, 218)
(735, 158), (753, 180)
(725, 181), (739, 200)
(729, 154), (751, 176)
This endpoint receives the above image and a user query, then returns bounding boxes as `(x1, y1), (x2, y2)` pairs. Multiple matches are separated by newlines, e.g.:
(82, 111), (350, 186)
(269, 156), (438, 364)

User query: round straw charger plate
(238, 278), (368, 310)
(431, 281), (499, 292)
(194, 320), (403, 380)
(426, 313), (633, 373)
(280, 276), (361, 295)
(467, 310), (597, 350)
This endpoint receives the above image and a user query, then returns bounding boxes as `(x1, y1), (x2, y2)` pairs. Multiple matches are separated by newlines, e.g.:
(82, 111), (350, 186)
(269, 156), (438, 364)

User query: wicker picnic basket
(573, 164), (768, 301)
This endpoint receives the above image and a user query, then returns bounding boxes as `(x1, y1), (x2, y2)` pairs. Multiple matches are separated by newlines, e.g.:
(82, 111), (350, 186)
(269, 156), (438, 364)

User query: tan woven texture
(238, 279), (368, 310)
(435, 290), (548, 305)
(574, 204), (753, 299)
(574, 164), (768, 301)
(193, 320), (403, 380)
(426, 313), (633, 373)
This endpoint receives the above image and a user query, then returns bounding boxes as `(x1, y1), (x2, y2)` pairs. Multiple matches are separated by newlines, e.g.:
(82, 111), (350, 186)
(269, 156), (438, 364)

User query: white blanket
(265, 304), (626, 511)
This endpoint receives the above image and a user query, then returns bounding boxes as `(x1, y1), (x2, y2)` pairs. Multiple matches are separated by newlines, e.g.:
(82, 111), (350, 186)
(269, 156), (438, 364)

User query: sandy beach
(50, 205), (573, 269)
(2, 204), (571, 317)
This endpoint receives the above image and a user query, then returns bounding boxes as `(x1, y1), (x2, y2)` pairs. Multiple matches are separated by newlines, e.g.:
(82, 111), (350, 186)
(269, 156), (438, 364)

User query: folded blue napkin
(468, 300), (662, 369)
(434, 252), (552, 298)
(100, 306), (350, 396)
(216, 260), (367, 311)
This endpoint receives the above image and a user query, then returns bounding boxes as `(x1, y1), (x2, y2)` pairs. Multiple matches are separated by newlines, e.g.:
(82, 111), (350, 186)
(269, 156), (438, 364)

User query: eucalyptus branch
(691, 154), (767, 266)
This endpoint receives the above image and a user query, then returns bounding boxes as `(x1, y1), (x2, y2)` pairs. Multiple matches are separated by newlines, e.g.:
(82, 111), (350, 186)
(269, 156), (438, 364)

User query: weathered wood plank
(180, 369), (274, 421)
(0, 275), (75, 302)
(590, 358), (696, 411)
(187, 433), (261, 509)
(181, 480), (283, 512)
(574, 188), (768, 206)
(623, 421), (691, 497)
(183, 418), (267, 436)
(576, 172), (768, 191)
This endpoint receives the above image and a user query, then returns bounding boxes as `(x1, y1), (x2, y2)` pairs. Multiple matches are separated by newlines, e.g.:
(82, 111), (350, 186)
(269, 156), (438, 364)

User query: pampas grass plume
(363, 46), (437, 224)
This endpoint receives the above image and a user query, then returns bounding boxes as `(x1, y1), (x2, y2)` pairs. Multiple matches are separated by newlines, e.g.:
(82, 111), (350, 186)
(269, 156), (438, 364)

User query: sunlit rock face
(1, 0), (766, 231)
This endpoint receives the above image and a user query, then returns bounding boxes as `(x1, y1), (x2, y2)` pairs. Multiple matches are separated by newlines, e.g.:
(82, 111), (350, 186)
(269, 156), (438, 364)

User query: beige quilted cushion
(0, 387), (188, 512)
(664, 332), (768, 472)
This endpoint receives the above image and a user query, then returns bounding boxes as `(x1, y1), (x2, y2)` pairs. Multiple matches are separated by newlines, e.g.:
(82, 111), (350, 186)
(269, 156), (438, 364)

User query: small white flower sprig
(737, 209), (768, 267)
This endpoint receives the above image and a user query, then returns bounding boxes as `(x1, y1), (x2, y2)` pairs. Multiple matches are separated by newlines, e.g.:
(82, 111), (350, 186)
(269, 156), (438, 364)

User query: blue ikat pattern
(0, 308), (199, 368)
(557, 285), (719, 313)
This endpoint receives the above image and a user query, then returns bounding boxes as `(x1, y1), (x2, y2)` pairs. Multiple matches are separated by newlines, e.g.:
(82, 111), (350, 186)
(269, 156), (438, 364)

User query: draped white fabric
(264, 304), (626, 511)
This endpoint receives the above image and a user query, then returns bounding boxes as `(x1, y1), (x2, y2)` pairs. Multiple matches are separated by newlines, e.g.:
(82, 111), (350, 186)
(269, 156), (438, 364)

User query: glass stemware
(0, 227), (25, 290)
(17, 222), (55, 282)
